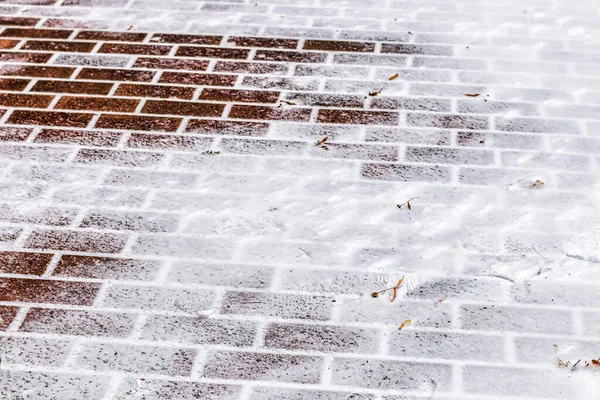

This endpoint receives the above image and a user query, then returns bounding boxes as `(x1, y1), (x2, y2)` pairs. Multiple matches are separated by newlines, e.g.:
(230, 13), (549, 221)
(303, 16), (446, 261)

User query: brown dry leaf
(398, 319), (412, 330)
(368, 88), (383, 96)
(315, 136), (328, 146)
(464, 93), (480, 97)
(371, 292), (379, 298)
(530, 179), (544, 189)
(127, 26), (133, 31)
(407, 201), (412, 210)
(280, 100), (297, 106)
(592, 359), (600, 366)
(388, 73), (399, 81)
(390, 277), (404, 302)
(553, 344), (558, 347)
(557, 357), (565, 366)
(586, 362), (590, 367)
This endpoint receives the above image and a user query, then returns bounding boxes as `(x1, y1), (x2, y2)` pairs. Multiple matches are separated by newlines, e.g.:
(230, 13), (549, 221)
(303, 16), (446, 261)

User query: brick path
(0, 0), (599, 399)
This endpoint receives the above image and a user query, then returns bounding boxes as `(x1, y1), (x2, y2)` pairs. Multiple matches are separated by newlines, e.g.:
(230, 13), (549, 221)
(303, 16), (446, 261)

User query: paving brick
(318, 109), (398, 125)
(100, 284), (213, 312)
(228, 36), (297, 49)
(332, 357), (452, 391)
(95, 114), (182, 131)
(54, 256), (158, 282)
(254, 49), (327, 63)
(310, 142), (398, 161)
(372, 97), (451, 112)
(52, 185), (147, 207)
(514, 336), (600, 363)
(203, 350), (323, 383)
(142, 99), (225, 117)
(495, 116), (580, 134)
(295, 64), (370, 79)
(366, 127), (451, 146)
(151, 33), (222, 45)
(405, 146), (493, 165)
(458, 99), (539, 116)
(0, 92), (53, 108)
(407, 113), (489, 130)
(502, 150), (589, 170)
(55, 95), (139, 113)
(229, 105), (311, 121)
(0, 203), (77, 226)
(166, 261), (271, 288)
(0, 64), (75, 78)
(0, 77), (29, 91)
(457, 131), (543, 150)
(25, 228), (127, 253)
(0, 370), (108, 399)
(104, 168), (197, 189)
(8, 164), (102, 185)
(413, 56), (486, 70)
(115, 83), (194, 99)
(0, 305), (18, 329)
(272, 122), (361, 141)
(0, 336), (73, 366)
(8, 110), (93, 127)
(0, 226), (21, 246)
(126, 132), (211, 151)
(75, 342), (195, 375)
(185, 119), (269, 136)
(361, 163), (451, 183)
(22, 39), (96, 52)
(77, 67), (155, 82)
(249, 387), (374, 400)
(1, 28), (71, 39)
(53, 55), (130, 70)
(133, 56), (209, 71)
(0, 17), (40, 26)
(99, 43), (171, 56)
(458, 166), (551, 186)
(283, 93), (363, 108)
(34, 128), (121, 147)
(0, 51), (53, 63)
(241, 76), (319, 91)
(0, 277), (100, 305)
(200, 88), (280, 104)
(382, 43), (452, 56)
(117, 380), (241, 400)
(511, 281), (600, 307)
(222, 291), (332, 320)
(159, 71), (236, 86)
(32, 79), (114, 95)
(176, 45), (249, 59)
(75, 30), (146, 42)
(132, 234), (232, 259)
(74, 148), (164, 167)
(220, 138), (306, 156)
(214, 60), (289, 75)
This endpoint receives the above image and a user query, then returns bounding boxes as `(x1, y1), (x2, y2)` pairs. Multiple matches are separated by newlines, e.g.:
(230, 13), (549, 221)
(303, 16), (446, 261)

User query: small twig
(299, 247), (313, 259)
(572, 359), (582, 371)
(397, 197), (420, 209)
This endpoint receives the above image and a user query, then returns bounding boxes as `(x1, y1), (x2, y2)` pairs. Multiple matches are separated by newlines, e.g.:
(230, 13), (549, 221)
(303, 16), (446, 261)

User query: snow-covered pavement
(0, 0), (599, 398)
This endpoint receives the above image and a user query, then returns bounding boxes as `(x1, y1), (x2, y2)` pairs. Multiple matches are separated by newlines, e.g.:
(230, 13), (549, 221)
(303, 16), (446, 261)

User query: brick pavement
(0, 0), (598, 399)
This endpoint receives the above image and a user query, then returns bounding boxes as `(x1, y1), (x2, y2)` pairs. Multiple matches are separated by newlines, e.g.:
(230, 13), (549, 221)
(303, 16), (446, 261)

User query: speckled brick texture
(0, 0), (598, 399)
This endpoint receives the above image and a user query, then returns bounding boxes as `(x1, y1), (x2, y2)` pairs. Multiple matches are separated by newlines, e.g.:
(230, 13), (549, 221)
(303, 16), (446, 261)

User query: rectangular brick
(53, 254), (159, 281)
(22, 40), (95, 52)
(118, 380), (240, 400)
(77, 67), (155, 82)
(405, 146), (493, 165)
(176, 46), (249, 59)
(382, 43), (452, 56)
(186, 119), (269, 136)
(0, 51), (53, 63)
(414, 56), (486, 70)
(75, 342), (195, 375)
(0, 251), (53, 275)
(0, 336), (73, 366)
(127, 132), (212, 151)
(21, 308), (135, 337)
(304, 39), (375, 52)
(215, 61), (288, 75)
(1, 28), (71, 39)
(0, 39), (21, 50)
(133, 57), (208, 71)
(53, 53), (130, 68)
(0, 145), (60, 163)
(0, 278), (100, 305)
(166, 261), (270, 288)
(459, 167), (551, 186)
(0, 17), (40, 26)
(495, 116), (581, 134)
(0, 371), (106, 399)
(458, 99), (539, 116)
(115, 83), (194, 99)
(0, 93), (53, 108)
(160, 71), (236, 86)
(25, 228), (127, 253)
(222, 291), (332, 320)
(80, 209), (178, 233)
(102, 284), (213, 313)
(104, 169), (196, 189)
(201, 88), (280, 104)
(55, 96), (139, 112)
(501, 150), (589, 170)
(229, 105), (311, 121)
(372, 97), (451, 112)
(0, 77), (29, 91)
(203, 350), (322, 383)
(407, 112), (489, 130)
(151, 33), (221, 45)
(250, 388), (372, 400)
(457, 131), (543, 150)
(132, 234), (232, 259)
(142, 100), (225, 117)
(74, 148), (164, 167)
(340, 298), (452, 327)
(32, 80), (113, 95)
(8, 110), (93, 127)
(34, 128), (122, 147)
(95, 114), (181, 132)
(75, 30), (146, 42)
(318, 109), (398, 125)
(220, 138), (306, 156)
(284, 92), (363, 108)
(295, 65), (369, 78)
(515, 336), (600, 364)
(0, 203), (77, 226)
(43, 18), (111, 29)
(333, 53), (408, 66)
(254, 49), (327, 63)
(99, 43), (172, 56)
(227, 36), (297, 49)
(0, 64), (75, 78)
(311, 142), (398, 161)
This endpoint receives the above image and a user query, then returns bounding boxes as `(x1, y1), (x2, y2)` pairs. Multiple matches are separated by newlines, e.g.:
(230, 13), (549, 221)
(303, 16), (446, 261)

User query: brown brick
(99, 43), (172, 56)
(228, 36), (297, 49)
(0, 39), (20, 49)
(214, 61), (288, 75)
(115, 83), (195, 100)
(150, 33), (221, 45)
(160, 71), (236, 86)
(0, 78), (29, 91)
(304, 40), (375, 52)
(284, 92), (364, 108)
(95, 114), (181, 132)
(381, 43), (453, 56)
(0, 64), (75, 78)
(55, 96), (139, 112)
(176, 46), (249, 60)
(0, 278), (100, 305)
(317, 109), (398, 125)
(0, 306), (18, 330)
(0, 17), (40, 27)
(200, 88), (280, 104)
(127, 133), (213, 151)
(134, 57), (208, 71)
(8, 110), (93, 127)
(0, 126), (32, 142)
(254, 50), (327, 63)
(142, 100), (224, 117)
(22, 40), (96, 52)
(1, 28), (72, 39)
(229, 105), (311, 122)
(0, 251), (53, 275)
(34, 128), (122, 147)
(0, 51), (53, 63)
(74, 148), (165, 168)
(77, 68), (155, 82)
(185, 119), (269, 136)
(76, 30), (146, 42)
(32, 80), (113, 95)
(407, 112), (489, 130)
(53, 255), (160, 280)
(25, 228), (127, 253)
(0, 93), (53, 108)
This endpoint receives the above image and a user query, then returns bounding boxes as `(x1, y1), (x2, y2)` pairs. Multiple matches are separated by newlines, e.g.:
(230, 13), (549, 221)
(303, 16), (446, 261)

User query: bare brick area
(0, 3), (595, 399)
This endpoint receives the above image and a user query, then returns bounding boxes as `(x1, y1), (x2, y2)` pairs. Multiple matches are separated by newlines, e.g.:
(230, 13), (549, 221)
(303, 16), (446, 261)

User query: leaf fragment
(557, 357), (565, 366)
(530, 179), (544, 189)
(368, 88), (383, 96)
(592, 359), (600, 367)
(464, 93), (480, 97)
(390, 277), (404, 302)
(280, 100), (297, 106)
(398, 319), (412, 330)
(407, 201), (412, 210)
(315, 136), (328, 146)
(371, 292), (379, 298)
(388, 73), (399, 81)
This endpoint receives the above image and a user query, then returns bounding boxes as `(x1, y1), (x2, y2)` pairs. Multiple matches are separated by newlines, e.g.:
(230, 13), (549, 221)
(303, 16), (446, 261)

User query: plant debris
(397, 197), (420, 210)
(388, 73), (399, 81)
(390, 277), (404, 302)
(592, 359), (600, 366)
(315, 136), (328, 146)
(127, 26), (133, 31)
(398, 319), (412, 330)
(203, 150), (220, 155)
(279, 100), (297, 106)
(464, 93), (480, 97)
(530, 179), (544, 189)
(372, 277), (404, 300)
(368, 88), (383, 96)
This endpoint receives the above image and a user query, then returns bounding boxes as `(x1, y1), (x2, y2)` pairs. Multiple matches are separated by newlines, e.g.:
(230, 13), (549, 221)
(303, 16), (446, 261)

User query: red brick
(77, 68), (155, 82)
(127, 133), (213, 151)
(63, 0), (127, 5)
(75, 30), (147, 42)
(55, 96), (139, 112)
(53, 255), (160, 280)
(22, 40), (96, 52)
(0, 306), (18, 330)
(25, 228), (127, 253)
(99, 43), (172, 56)
(74, 148), (165, 167)
(0, 64), (75, 78)
(133, 57), (208, 71)
(185, 119), (269, 136)
(142, 100), (225, 117)
(1, 28), (72, 39)
(0, 78), (30, 91)
(407, 113), (489, 130)
(0, 17), (40, 27)
(0, 51), (53, 63)
(0, 93), (54, 108)
(0, 40), (21, 49)
(284, 93), (363, 108)
(228, 36), (298, 49)
(200, 88), (280, 104)
(0, 126), (33, 142)
(21, 308), (135, 336)
(32, 80), (113, 95)
(304, 40), (375, 52)
(34, 128), (122, 147)
(229, 105), (311, 122)
(115, 83), (195, 100)
(150, 33), (221, 45)
(160, 71), (236, 86)
(254, 50), (327, 63)
(176, 46), (249, 60)
(8, 110), (93, 127)
(381, 43), (453, 56)
(0, 251), (53, 275)
(0, 278), (100, 305)
(317, 109), (398, 125)
(214, 61), (288, 75)
(95, 114), (181, 132)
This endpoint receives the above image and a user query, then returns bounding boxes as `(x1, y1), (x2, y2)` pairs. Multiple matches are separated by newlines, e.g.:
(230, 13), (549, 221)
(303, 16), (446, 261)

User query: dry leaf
(407, 201), (412, 210)
(371, 292), (379, 298)
(388, 73), (399, 81)
(553, 344), (558, 347)
(464, 93), (480, 97)
(390, 277), (404, 302)
(368, 88), (383, 96)
(530, 180), (544, 189)
(127, 26), (133, 31)
(592, 359), (600, 366)
(586, 362), (590, 367)
(315, 136), (328, 146)
(398, 319), (412, 330)
(280, 100), (297, 106)
(557, 358), (565, 366)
